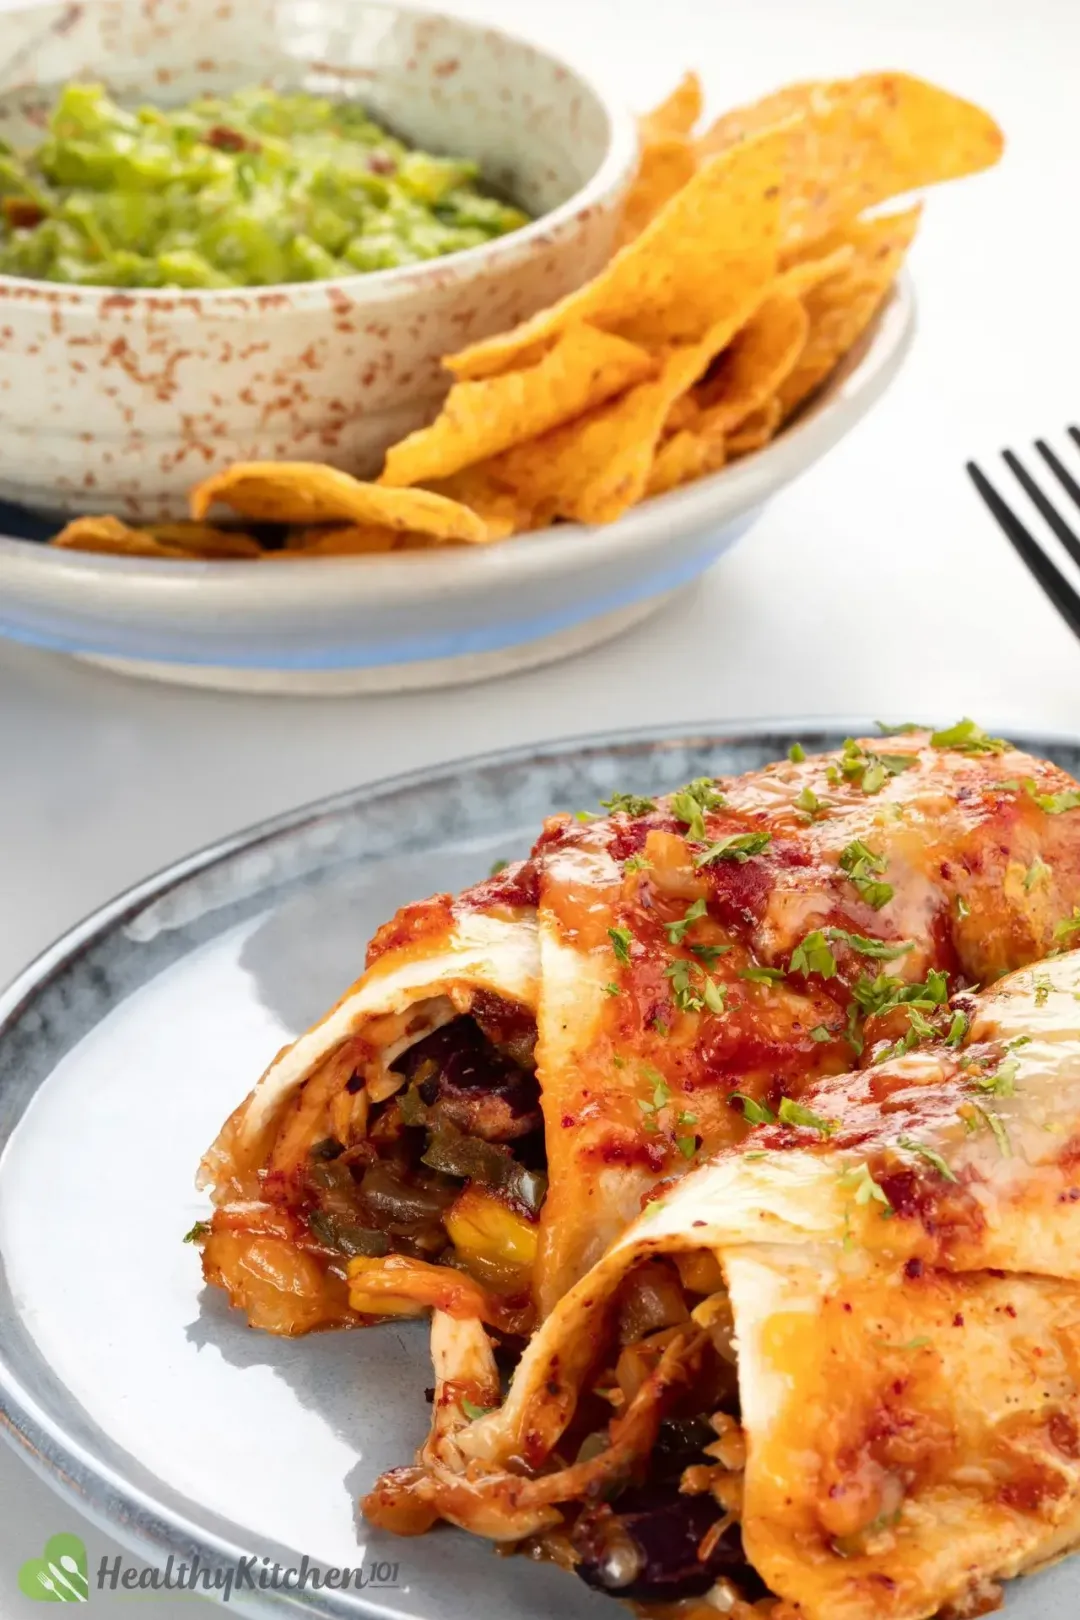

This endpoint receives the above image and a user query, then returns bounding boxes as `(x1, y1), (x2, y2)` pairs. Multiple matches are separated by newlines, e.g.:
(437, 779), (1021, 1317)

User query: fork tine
(1003, 449), (1080, 572)
(1068, 425), (1080, 455)
(967, 461), (1080, 640)
(1035, 439), (1080, 519)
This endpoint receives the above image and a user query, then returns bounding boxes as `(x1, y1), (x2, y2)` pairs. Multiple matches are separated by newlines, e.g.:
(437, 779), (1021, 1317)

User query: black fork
(967, 427), (1080, 641)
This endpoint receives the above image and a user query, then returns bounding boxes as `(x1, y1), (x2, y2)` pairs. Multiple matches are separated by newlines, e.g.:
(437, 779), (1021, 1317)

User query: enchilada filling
(201, 996), (545, 1333)
(565, 1260), (763, 1607)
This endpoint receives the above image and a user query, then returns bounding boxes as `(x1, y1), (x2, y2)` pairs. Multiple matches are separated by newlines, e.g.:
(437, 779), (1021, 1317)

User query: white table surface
(2, 0), (1080, 1610)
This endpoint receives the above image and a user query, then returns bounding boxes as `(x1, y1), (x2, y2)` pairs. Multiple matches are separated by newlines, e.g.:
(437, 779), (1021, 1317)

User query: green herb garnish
(183, 1220), (210, 1244)
(789, 929), (837, 979)
(1024, 780), (1080, 815)
(665, 897), (708, 945)
(731, 1093), (775, 1125)
(694, 831), (772, 866)
(838, 839), (894, 910)
(739, 965), (786, 984)
(826, 928), (914, 960)
(837, 1161), (892, 1209)
(601, 791), (657, 816)
(929, 718), (1007, 754)
(608, 925), (632, 964)
(788, 741), (806, 762)
(1024, 856), (1051, 893)
(897, 1135), (958, 1182)
(778, 1097), (837, 1135)
(461, 1399), (495, 1421)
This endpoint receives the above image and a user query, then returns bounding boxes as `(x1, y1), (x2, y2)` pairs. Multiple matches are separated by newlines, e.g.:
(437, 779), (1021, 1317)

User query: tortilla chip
(774, 244), (856, 298)
(51, 516), (192, 559)
(283, 524), (405, 555)
(190, 461), (489, 544)
(640, 71), (704, 142)
(777, 205), (920, 418)
(726, 397), (782, 455)
(693, 292), (808, 435)
(446, 127), (788, 378)
(424, 465), (543, 540)
(144, 521), (263, 559)
(380, 326), (655, 488)
(617, 135), (698, 246)
(663, 394), (703, 436)
(647, 426), (726, 497)
(488, 305), (761, 525)
(698, 72), (1002, 252)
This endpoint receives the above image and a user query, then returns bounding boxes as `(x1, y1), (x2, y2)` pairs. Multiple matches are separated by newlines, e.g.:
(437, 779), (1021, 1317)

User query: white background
(2, 0), (1080, 1610)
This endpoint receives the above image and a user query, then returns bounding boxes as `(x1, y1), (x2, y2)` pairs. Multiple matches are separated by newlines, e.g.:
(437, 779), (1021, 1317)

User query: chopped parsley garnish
(829, 737), (917, 794)
(897, 1135), (958, 1182)
(183, 1220), (210, 1243)
(623, 852), (652, 873)
(778, 1097), (837, 1135)
(876, 721), (924, 736)
(665, 957), (726, 1015)
(603, 982), (622, 997)
(852, 967), (948, 1021)
(974, 1104), (1011, 1157)
(838, 839), (894, 910)
(488, 858), (509, 876)
(956, 895), (970, 920)
(702, 977), (727, 1015)
(826, 928), (914, 960)
(574, 809), (599, 822)
(945, 1010), (969, 1047)
(873, 1336), (931, 1351)
(608, 925), (632, 964)
(929, 718), (1007, 754)
(670, 778), (726, 838)
(1024, 780), (1080, 815)
(731, 1093), (775, 1125)
(788, 741), (806, 762)
(837, 1161), (892, 1209)
(1053, 908), (1080, 948)
(809, 1024), (833, 1042)
(676, 1136), (698, 1160)
(460, 1398), (495, 1421)
(665, 897), (707, 945)
(1024, 856), (1051, 893)
(796, 785), (828, 819)
(789, 929), (837, 979)
(975, 1057), (1019, 1097)
(601, 791), (657, 816)
(690, 942), (731, 965)
(1034, 971), (1053, 1007)
(739, 964), (786, 984)
(873, 1005), (939, 1064)
(694, 831), (772, 866)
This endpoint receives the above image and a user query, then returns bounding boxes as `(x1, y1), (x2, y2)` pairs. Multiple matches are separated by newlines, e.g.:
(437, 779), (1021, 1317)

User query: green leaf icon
(19, 1534), (88, 1602)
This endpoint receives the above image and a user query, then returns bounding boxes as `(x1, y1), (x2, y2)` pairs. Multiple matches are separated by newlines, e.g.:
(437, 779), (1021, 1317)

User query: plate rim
(2, 711), (1076, 1617)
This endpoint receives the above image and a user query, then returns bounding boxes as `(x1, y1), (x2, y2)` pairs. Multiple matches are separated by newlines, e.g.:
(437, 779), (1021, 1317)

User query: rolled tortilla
(196, 731), (1080, 1337)
(367, 950), (1080, 1618)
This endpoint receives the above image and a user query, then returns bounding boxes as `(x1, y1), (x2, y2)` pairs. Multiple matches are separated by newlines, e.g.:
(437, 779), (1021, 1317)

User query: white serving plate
(0, 279), (915, 693)
(0, 721), (1074, 1618)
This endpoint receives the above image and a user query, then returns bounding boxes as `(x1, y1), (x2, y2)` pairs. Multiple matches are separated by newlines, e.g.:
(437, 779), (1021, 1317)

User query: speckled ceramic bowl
(0, 0), (637, 518)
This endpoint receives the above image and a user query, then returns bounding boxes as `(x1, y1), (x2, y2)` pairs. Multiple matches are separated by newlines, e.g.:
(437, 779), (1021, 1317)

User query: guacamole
(0, 84), (530, 289)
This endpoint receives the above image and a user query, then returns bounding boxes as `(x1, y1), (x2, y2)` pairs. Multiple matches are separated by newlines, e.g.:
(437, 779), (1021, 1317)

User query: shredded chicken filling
(518, 1255), (770, 1613)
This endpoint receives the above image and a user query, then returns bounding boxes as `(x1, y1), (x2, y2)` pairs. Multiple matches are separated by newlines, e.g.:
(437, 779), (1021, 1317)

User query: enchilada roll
(195, 728), (1080, 1337)
(365, 949), (1080, 1619)
(197, 863), (543, 1334)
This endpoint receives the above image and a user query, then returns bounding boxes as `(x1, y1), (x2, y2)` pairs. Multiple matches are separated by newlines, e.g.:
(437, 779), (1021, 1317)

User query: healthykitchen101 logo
(19, 1534), (402, 1603)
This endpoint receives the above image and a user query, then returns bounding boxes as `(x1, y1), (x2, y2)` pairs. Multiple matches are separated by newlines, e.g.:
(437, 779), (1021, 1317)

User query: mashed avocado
(0, 83), (530, 288)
